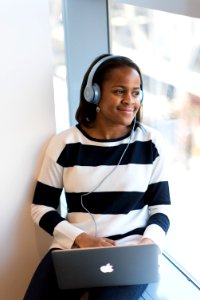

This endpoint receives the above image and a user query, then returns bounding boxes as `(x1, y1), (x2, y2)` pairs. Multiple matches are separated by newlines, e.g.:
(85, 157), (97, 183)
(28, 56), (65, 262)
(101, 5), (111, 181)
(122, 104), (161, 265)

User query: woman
(23, 54), (171, 299)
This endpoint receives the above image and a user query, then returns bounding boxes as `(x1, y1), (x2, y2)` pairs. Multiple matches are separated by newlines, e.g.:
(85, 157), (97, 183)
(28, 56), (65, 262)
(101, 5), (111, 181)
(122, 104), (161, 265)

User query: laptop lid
(52, 244), (159, 290)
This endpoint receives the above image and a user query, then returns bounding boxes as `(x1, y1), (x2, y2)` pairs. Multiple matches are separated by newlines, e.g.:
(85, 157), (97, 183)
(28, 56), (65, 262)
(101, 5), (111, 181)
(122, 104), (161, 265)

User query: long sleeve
(31, 133), (84, 249)
(141, 131), (171, 249)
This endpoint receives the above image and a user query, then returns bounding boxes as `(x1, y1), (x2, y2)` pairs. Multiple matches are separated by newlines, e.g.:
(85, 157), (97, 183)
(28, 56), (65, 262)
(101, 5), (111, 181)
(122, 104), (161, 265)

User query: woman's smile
(117, 105), (135, 112)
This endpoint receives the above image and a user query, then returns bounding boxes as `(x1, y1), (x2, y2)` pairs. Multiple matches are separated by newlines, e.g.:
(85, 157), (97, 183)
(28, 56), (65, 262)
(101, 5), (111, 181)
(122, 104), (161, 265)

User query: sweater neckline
(76, 124), (132, 143)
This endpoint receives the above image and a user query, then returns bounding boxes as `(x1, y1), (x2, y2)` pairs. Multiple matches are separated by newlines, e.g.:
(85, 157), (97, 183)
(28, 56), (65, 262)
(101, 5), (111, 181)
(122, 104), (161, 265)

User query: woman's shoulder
(136, 122), (163, 140)
(136, 123), (167, 155)
(44, 126), (80, 157)
(52, 126), (78, 141)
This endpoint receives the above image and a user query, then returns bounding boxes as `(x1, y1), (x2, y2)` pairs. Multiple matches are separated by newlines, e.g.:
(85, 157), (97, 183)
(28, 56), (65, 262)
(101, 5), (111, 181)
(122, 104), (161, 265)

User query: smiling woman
(23, 54), (171, 300)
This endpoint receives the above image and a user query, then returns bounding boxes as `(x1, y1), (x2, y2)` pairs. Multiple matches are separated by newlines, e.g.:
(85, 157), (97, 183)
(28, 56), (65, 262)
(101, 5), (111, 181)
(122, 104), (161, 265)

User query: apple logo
(100, 263), (114, 273)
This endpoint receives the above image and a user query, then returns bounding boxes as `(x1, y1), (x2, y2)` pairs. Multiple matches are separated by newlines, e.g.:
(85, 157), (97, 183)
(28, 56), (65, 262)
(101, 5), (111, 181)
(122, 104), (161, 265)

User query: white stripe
(143, 224), (166, 251)
(53, 219), (84, 249)
(50, 126), (133, 148)
(149, 204), (171, 218)
(115, 235), (142, 246)
(63, 164), (160, 193)
(38, 155), (63, 188)
(31, 204), (55, 225)
(43, 125), (160, 159)
(67, 206), (149, 237)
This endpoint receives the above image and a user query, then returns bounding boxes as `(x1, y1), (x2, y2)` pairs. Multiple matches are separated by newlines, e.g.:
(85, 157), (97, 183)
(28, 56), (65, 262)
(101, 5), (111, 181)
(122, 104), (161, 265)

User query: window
(109, 1), (200, 287)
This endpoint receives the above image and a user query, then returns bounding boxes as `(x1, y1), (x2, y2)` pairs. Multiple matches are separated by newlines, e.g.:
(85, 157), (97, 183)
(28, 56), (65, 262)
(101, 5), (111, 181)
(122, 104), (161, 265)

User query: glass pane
(109, 1), (200, 287)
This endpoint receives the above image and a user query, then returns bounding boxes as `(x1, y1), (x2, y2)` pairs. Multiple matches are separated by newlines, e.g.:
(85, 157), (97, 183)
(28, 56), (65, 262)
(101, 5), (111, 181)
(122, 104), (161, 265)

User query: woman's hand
(138, 238), (154, 245)
(74, 232), (116, 248)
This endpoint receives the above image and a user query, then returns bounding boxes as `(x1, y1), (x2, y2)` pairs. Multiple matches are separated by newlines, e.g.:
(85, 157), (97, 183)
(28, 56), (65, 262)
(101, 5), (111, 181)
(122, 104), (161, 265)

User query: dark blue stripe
(66, 191), (146, 214)
(144, 181), (171, 206)
(107, 227), (146, 241)
(33, 181), (62, 209)
(66, 180), (170, 214)
(39, 210), (65, 235)
(57, 140), (159, 167)
(147, 213), (170, 233)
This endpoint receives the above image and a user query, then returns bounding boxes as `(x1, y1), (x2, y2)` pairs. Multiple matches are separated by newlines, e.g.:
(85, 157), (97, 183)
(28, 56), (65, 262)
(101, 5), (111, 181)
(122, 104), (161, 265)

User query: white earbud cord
(80, 118), (136, 237)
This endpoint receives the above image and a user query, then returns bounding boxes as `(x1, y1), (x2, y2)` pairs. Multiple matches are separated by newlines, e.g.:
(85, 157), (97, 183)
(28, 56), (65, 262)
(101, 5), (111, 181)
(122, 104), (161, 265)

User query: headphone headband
(84, 55), (122, 104)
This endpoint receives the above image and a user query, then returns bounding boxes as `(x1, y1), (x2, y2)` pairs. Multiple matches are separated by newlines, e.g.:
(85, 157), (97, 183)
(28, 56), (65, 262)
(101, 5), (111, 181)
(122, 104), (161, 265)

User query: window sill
(140, 254), (200, 299)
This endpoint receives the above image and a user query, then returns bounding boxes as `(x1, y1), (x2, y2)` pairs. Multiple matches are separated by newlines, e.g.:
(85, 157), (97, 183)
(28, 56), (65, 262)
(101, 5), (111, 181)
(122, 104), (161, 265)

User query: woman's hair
(75, 54), (143, 127)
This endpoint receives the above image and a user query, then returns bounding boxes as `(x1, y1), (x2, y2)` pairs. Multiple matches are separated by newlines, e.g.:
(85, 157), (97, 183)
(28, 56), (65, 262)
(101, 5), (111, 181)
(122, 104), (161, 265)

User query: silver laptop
(52, 244), (159, 289)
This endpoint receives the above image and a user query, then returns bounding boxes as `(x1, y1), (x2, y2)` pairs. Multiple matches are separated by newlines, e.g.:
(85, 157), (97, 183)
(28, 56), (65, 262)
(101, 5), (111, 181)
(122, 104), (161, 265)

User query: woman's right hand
(73, 232), (116, 248)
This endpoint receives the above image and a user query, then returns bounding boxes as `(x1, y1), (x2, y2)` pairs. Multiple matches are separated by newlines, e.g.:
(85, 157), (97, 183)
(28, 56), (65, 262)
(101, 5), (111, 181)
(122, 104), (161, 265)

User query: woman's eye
(132, 91), (140, 97)
(114, 90), (124, 95)
(132, 91), (140, 98)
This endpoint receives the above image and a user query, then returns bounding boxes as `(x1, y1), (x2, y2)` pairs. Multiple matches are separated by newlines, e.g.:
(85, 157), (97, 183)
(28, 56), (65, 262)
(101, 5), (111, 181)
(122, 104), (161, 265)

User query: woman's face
(97, 66), (142, 128)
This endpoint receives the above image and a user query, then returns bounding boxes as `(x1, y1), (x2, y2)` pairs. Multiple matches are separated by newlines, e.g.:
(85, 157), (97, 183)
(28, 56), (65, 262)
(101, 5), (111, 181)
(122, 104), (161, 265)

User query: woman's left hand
(138, 238), (154, 245)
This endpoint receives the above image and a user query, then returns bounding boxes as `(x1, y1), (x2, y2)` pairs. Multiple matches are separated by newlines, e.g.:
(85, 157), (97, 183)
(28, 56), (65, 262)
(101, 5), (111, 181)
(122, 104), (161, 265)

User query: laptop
(52, 244), (159, 289)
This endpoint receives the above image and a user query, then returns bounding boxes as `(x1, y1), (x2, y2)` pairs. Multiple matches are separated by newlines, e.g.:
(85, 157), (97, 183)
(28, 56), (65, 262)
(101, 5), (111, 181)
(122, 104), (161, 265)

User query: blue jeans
(23, 250), (147, 300)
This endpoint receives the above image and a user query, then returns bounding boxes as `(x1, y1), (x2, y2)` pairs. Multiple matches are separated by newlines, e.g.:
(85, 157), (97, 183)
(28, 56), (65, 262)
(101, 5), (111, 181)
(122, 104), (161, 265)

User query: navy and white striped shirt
(31, 122), (171, 250)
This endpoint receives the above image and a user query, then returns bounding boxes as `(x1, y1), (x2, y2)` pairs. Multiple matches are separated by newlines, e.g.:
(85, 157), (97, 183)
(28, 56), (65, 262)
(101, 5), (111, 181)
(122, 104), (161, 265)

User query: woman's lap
(23, 250), (147, 300)
(88, 284), (147, 300)
(23, 250), (85, 300)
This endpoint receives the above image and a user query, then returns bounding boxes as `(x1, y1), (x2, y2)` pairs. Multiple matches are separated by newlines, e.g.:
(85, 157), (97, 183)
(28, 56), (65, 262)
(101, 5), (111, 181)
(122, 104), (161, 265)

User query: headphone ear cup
(140, 90), (144, 104)
(83, 83), (101, 104)
(92, 83), (101, 105)
(84, 86), (94, 102)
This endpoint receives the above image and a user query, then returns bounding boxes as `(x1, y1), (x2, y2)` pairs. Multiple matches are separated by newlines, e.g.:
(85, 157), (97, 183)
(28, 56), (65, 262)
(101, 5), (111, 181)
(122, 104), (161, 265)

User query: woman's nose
(121, 93), (133, 104)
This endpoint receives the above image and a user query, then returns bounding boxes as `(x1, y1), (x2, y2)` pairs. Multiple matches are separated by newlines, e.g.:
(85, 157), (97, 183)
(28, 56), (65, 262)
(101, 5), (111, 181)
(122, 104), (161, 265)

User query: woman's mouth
(117, 106), (134, 112)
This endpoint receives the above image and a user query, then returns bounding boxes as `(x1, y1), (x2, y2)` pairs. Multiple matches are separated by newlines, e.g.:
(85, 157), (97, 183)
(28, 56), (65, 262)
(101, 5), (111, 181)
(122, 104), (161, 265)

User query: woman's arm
(141, 130), (171, 250)
(31, 133), (84, 249)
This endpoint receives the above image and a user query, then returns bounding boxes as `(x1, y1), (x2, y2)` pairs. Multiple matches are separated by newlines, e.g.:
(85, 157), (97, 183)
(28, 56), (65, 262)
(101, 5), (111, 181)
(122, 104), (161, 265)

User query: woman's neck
(81, 123), (131, 140)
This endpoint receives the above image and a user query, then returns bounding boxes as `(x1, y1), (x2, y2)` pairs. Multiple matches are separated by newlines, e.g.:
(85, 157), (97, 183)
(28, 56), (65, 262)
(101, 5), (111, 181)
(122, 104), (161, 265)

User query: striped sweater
(31, 122), (171, 250)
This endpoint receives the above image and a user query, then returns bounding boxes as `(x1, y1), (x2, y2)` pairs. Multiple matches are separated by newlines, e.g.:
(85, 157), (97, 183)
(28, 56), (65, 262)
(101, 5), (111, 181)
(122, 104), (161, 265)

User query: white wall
(0, 1), (56, 299)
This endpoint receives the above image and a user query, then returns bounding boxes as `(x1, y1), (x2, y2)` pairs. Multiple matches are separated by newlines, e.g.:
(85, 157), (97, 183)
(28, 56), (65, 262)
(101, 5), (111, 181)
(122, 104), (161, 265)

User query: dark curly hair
(75, 54), (143, 128)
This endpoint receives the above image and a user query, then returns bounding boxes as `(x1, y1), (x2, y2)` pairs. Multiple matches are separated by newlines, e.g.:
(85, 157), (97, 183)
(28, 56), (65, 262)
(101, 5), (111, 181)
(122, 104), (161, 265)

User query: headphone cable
(80, 118), (136, 236)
